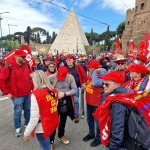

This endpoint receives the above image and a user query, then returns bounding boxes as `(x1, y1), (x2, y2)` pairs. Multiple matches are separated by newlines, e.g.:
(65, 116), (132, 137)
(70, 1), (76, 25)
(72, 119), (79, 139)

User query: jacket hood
(111, 85), (127, 95)
(10, 57), (25, 68)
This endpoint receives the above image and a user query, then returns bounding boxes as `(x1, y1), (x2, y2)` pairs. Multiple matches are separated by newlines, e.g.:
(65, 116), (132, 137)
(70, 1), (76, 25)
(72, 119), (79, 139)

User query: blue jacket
(92, 68), (107, 104)
(108, 85), (130, 150)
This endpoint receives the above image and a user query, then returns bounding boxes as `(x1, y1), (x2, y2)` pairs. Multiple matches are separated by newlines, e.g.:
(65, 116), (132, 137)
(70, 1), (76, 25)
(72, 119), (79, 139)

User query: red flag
(54, 50), (58, 68)
(145, 33), (150, 58)
(138, 40), (145, 55)
(4, 49), (16, 62)
(21, 44), (36, 68)
(101, 53), (105, 58)
(129, 39), (138, 57)
(115, 35), (122, 54)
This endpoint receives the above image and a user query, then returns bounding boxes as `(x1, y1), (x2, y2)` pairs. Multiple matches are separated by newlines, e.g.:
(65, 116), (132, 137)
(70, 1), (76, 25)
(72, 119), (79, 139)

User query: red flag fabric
(3, 49), (16, 62)
(129, 39), (138, 57)
(54, 50), (58, 69)
(20, 44), (36, 68)
(115, 35), (122, 54)
(145, 33), (150, 58)
(138, 41), (145, 55)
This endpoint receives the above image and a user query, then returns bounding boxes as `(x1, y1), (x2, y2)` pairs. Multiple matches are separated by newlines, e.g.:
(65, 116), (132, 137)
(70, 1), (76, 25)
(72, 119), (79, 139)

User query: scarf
(93, 90), (150, 146)
(126, 76), (149, 93)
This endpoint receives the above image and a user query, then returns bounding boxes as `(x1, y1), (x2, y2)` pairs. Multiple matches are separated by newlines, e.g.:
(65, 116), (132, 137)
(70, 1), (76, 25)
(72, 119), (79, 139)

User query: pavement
(0, 91), (104, 150)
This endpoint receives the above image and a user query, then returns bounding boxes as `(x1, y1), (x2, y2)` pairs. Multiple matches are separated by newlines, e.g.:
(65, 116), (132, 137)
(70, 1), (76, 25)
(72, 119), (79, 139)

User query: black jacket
(108, 85), (130, 150)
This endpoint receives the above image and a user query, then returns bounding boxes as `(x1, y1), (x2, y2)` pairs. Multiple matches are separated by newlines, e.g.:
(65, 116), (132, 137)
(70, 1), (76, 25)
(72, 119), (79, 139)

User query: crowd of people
(0, 50), (150, 150)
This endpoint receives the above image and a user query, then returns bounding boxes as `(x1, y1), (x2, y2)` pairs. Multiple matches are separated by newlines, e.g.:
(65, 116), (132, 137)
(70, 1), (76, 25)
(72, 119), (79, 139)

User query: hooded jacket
(107, 85), (130, 150)
(0, 57), (33, 97)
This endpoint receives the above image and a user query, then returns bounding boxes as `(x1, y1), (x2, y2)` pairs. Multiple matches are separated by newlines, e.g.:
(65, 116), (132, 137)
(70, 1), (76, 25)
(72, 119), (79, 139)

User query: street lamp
(8, 24), (18, 51)
(0, 12), (9, 55)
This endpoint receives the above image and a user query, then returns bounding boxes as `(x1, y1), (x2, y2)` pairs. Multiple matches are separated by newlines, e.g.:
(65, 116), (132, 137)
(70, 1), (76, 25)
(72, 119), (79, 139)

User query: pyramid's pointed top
(70, 7), (75, 12)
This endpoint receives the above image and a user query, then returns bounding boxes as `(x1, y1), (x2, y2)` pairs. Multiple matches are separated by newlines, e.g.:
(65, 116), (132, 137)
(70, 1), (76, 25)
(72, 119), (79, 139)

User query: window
(136, 6), (138, 12)
(128, 21), (130, 25)
(141, 3), (145, 10)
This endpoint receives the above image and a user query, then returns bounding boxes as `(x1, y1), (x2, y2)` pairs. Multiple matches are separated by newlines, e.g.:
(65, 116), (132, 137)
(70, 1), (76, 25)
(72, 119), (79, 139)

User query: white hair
(30, 70), (53, 90)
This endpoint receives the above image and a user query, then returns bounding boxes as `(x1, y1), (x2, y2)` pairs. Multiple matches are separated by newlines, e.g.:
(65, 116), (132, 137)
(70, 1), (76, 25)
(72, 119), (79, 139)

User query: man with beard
(0, 50), (33, 137)
(65, 55), (87, 123)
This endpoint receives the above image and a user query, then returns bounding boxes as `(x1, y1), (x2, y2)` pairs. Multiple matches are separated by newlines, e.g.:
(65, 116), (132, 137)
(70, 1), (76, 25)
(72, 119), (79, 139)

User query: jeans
(36, 133), (51, 150)
(87, 103), (100, 140)
(104, 146), (125, 150)
(72, 88), (79, 116)
(80, 88), (84, 115)
(12, 94), (31, 129)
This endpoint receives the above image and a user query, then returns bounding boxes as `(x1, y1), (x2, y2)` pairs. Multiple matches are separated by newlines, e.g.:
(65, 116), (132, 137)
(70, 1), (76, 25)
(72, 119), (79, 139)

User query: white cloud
(99, 0), (135, 15)
(0, 0), (60, 41)
(71, 0), (93, 8)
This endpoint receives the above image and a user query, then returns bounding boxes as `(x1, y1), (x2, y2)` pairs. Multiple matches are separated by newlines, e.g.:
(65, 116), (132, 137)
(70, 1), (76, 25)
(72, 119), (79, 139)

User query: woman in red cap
(126, 64), (150, 93)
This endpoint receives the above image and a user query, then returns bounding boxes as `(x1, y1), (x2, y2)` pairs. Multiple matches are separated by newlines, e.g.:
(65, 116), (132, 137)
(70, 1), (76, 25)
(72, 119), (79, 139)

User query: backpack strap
(43, 88), (55, 98)
(53, 74), (71, 89)
(75, 63), (79, 71)
(67, 74), (71, 89)
(8, 63), (12, 79)
(53, 74), (59, 88)
(110, 100), (132, 112)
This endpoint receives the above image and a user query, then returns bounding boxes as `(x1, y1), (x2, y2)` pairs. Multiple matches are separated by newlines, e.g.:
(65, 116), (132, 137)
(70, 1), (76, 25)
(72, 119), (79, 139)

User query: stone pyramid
(50, 7), (89, 54)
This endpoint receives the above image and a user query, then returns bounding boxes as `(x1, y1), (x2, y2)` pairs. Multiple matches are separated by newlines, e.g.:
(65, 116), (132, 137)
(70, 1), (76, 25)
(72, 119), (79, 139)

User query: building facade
(121, 0), (150, 52)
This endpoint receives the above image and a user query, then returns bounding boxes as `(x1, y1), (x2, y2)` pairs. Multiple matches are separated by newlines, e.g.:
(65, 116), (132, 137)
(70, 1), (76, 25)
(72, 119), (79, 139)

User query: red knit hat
(98, 71), (124, 85)
(57, 66), (68, 80)
(15, 50), (27, 57)
(66, 56), (73, 60)
(128, 64), (148, 75)
(137, 55), (148, 64)
(86, 60), (100, 68)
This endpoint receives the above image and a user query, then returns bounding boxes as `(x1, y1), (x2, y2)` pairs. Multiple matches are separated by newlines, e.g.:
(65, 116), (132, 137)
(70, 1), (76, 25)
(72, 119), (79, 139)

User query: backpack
(111, 101), (150, 150)
(53, 74), (71, 89)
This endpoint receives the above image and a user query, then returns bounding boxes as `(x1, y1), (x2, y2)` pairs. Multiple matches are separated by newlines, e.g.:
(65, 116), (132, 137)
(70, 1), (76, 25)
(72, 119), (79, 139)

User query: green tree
(51, 31), (57, 43)
(89, 28), (93, 45)
(116, 21), (125, 39)
(32, 27), (46, 43)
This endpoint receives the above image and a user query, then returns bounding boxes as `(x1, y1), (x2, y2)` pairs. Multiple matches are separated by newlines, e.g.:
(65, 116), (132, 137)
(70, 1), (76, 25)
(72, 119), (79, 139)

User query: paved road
(0, 94), (104, 150)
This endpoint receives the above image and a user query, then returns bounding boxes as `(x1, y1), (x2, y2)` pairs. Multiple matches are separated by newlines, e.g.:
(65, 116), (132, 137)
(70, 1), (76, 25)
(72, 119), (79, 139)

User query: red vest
(31, 88), (59, 138)
(86, 75), (101, 106)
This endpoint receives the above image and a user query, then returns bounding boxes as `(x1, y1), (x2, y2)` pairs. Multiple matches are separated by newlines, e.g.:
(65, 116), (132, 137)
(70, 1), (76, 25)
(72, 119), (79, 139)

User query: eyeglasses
(49, 66), (55, 68)
(102, 82), (110, 88)
(19, 56), (26, 59)
(117, 62), (125, 65)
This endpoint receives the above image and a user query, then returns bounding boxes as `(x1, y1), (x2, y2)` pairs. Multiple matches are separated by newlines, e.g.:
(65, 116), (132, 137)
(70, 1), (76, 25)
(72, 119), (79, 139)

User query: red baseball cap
(86, 60), (100, 68)
(128, 64), (148, 75)
(57, 66), (68, 80)
(15, 50), (27, 57)
(137, 55), (148, 64)
(98, 71), (124, 85)
(66, 56), (73, 60)
(44, 58), (50, 61)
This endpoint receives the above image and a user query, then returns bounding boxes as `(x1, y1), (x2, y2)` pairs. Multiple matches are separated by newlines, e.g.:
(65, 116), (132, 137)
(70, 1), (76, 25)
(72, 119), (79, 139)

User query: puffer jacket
(0, 57), (33, 97)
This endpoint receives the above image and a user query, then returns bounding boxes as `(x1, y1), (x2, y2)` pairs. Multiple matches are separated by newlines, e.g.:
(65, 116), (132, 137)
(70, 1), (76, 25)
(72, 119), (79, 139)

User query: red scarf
(93, 91), (150, 146)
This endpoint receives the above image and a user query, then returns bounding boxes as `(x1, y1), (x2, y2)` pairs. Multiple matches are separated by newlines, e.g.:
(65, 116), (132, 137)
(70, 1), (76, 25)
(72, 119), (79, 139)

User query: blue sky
(0, 0), (136, 40)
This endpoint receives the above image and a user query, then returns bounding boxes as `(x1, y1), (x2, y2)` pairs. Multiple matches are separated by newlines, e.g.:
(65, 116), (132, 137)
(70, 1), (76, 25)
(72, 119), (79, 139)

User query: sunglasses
(117, 62), (125, 65)
(19, 56), (26, 59)
(49, 66), (55, 68)
(102, 82), (110, 88)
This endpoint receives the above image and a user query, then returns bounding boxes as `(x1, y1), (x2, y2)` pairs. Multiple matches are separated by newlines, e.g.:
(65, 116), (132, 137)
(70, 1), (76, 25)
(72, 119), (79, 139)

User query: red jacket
(0, 57), (33, 97)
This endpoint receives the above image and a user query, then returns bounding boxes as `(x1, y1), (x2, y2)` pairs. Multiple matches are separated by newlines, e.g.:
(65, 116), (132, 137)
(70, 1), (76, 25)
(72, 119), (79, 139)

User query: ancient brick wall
(121, 0), (150, 53)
